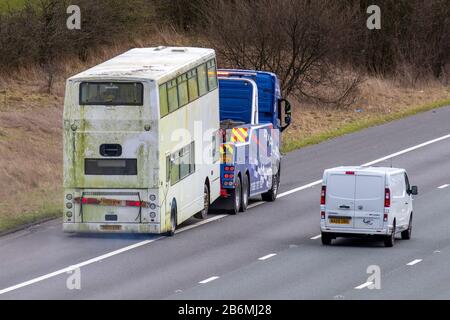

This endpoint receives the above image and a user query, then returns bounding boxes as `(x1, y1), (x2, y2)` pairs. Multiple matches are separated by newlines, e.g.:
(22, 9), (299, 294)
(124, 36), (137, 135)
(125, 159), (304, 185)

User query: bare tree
(202, 0), (362, 107)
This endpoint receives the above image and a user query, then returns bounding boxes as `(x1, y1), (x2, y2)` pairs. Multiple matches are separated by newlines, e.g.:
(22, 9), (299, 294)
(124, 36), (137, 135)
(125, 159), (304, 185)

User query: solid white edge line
(258, 253), (277, 261)
(2, 134), (449, 296)
(311, 234), (322, 240)
(0, 237), (164, 295)
(407, 259), (423, 266)
(175, 214), (228, 234)
(438, 184), (449, 189)
(355, 281), (373, 290)
(199, 276), (219, 284)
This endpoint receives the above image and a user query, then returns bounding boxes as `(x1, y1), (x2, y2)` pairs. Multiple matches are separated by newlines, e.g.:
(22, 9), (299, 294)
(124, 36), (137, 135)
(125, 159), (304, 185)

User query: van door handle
(339, 205), (350, 209)
(405, 202), (409, 205)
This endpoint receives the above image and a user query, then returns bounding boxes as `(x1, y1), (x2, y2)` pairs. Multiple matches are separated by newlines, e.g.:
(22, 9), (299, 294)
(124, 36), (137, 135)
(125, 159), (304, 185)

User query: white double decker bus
(63, 47), (221, 235)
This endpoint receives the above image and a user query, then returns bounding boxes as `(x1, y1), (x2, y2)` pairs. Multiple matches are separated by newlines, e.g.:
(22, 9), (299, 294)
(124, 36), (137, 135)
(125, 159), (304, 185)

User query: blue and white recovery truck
(214, 69), (292, 214)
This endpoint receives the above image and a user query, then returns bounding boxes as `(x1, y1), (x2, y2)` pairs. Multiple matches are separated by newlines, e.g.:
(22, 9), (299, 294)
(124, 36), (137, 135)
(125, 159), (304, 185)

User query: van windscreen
(80, 82), (143, 106)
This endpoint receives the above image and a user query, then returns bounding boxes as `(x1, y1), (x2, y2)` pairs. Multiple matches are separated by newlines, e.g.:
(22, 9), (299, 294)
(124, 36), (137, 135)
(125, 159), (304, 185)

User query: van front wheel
(401, 215), (412, 240)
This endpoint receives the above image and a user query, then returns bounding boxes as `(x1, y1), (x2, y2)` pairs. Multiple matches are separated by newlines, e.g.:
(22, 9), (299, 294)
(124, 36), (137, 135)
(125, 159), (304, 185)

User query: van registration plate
(329, 217), (351, 224)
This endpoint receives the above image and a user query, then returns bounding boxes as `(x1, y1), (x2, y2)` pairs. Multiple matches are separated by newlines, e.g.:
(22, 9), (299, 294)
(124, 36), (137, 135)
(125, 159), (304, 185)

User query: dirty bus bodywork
(63, 47), (221, 234)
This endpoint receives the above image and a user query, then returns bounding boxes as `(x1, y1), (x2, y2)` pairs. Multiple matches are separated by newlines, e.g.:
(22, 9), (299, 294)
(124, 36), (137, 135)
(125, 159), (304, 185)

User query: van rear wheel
(321, 233), (332, 245)
(401, 215), (412, 240)
(384, 223), (396, 247)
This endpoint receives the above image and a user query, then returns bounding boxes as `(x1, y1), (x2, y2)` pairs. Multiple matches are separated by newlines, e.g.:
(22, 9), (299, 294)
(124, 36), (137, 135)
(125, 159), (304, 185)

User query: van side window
(177, 74), (189, 107)
(159, 83), (168, 117)
(197, 63), (208, 96)
(167, 79), (179, 112)
(187, 69), (199, 101)
(207, 59), (218, 91)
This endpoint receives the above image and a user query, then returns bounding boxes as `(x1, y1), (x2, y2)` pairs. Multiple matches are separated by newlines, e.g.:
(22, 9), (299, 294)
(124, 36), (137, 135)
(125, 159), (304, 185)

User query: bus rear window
(80, 82), (143, 106)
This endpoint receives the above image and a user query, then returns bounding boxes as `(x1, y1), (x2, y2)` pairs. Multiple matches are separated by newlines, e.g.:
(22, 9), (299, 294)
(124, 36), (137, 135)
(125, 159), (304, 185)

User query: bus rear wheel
(194, 184), (210, 220)
(167, 202), (177, 237)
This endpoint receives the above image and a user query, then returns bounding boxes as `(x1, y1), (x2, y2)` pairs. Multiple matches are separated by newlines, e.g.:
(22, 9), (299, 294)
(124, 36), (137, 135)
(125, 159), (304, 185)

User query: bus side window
(170, 152), (180, 186)
(177, 74), (189, 107)
(180, 146), (190, 179)
(207, 59), (218, 91)
(187, 69), (199, 101)
(167, 79), (179, 112)
(197, 63), (208, 96)
(159, 83), (168, 117)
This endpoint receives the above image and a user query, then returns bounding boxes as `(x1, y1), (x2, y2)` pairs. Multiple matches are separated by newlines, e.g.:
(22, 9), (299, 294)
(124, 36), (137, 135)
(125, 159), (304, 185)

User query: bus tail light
(384, 188), (391, 208)
(321, 186), (326, 205)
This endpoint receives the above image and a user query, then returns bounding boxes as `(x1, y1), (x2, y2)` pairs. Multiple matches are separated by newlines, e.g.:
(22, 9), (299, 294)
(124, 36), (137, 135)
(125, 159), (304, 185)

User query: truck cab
(213, 69), (292, 214)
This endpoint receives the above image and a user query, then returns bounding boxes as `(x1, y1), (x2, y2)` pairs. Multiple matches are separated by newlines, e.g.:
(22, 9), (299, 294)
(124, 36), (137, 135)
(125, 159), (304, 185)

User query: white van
(320, 166), (418, 247)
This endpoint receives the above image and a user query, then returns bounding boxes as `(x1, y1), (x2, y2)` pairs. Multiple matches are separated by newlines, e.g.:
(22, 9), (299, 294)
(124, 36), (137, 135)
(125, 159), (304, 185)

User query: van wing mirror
(278, 99), (292, 132)
(410, 186), (418, 195)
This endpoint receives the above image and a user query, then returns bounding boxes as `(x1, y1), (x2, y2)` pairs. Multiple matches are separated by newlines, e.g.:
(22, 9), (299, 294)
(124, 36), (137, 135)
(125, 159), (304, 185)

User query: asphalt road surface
(1, 106), (449, 300)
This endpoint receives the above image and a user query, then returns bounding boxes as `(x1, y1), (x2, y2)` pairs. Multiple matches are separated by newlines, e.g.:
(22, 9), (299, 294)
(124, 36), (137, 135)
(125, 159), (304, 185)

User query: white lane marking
(176, 215), (228, 234)
(0, 237), (164, 295)
(258, 253), (277, 261)
(407, 259), (422, 266)
(438, 184), (449, 189)
(278, 180), (323, 198)
(277, 134), (450, 199)
(361, 134), (450, 167)
(0, 215), (228, 296)
(355, 281), (373, 290)
(2, 134), (449, 295)
(311, 234), (322, 240)
(199, 276), (219, 284)
(248, 201), (264, 209)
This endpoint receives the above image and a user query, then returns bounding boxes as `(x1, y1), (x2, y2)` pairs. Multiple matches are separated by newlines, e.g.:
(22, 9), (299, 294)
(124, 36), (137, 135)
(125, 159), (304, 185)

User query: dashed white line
(199, 276), (220, 284)
(407, 259), (422, 266)
(258, 253), (277, 261)
(311, 234), (322, 240)
(355, 281), (373, 290)
(438, 184), (449, 189)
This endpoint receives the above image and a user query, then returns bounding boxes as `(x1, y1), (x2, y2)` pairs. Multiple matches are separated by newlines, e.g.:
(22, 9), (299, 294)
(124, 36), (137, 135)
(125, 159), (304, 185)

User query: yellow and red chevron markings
(231, 127), (249, 143)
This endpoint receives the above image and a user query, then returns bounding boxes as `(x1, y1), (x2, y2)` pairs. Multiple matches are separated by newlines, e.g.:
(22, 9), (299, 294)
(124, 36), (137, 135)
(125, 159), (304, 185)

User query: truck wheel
(167, 202), (177, 237)
(194, 184), (210, 219)
(384, 223), (396, 247)
(401, 215), (412, 240)
(321, 233), (332, 245)
(240, 174), (250, 212)
(261, 167), (280, 202)
(228, 176), (242, 215)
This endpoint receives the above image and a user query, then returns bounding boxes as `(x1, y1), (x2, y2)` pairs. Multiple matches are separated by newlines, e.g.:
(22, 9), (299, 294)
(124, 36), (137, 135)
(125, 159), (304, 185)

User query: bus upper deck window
(207, 60), (218, 91)
(167, 79), (179, 112)
(80, 82), (143, 106)
(197, 64), (208, 96)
